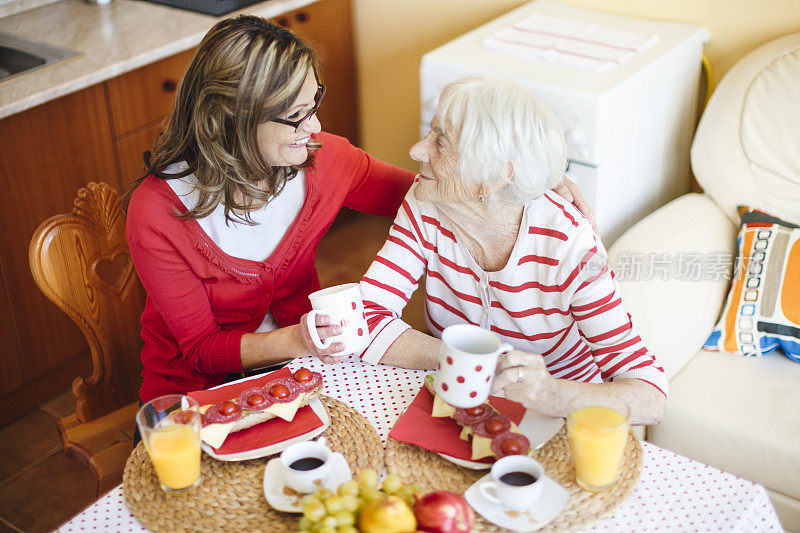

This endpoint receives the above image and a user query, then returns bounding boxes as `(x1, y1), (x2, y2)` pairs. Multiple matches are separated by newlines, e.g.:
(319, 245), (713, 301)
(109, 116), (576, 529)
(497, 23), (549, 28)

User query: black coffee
(289, 457), (325, 471)
(499, 471), (537, 486)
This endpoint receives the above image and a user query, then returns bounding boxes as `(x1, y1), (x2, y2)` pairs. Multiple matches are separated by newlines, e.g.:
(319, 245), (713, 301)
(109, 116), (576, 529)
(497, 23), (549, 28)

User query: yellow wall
(352, 0), (800, 169)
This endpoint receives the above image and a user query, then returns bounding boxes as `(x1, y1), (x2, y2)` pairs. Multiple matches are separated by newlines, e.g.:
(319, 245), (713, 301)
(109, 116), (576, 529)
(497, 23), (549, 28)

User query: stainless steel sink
(0, 32), (79, 83)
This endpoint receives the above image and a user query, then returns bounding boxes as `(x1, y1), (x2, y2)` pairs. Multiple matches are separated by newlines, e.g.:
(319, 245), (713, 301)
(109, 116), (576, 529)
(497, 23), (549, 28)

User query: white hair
(435, 75), (566, 203)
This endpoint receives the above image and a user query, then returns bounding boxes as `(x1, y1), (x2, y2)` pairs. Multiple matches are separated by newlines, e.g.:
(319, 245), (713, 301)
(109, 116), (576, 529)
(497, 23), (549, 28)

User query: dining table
(57, 358), (783, 532)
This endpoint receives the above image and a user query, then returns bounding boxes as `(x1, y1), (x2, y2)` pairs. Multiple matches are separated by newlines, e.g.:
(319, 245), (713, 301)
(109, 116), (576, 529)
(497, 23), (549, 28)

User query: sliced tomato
(473, 415), (510, 438)
(264, 377), (300, 403)
(454, 403), (494, 426)
(293, 367), (314, 382)
(293, 370), (323, 393)
(237, 387), (272, 411)
(204, 400), (242, 425)
(491, 431), (531, 458)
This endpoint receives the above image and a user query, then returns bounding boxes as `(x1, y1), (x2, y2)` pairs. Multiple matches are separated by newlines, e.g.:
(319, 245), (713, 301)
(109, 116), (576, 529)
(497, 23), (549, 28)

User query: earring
(478, 194), (486, 203)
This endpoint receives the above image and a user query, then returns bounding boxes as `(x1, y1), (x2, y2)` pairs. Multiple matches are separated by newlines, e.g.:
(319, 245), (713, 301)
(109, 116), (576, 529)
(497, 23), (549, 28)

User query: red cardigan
(126, 132), (414, 402)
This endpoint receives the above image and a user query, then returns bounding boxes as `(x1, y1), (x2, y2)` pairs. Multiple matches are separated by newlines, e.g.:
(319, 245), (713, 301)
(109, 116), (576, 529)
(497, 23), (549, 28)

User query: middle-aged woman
(358, 75), (666, 425)
(125, 15), (411, 403)
(124, 15), (594, 404)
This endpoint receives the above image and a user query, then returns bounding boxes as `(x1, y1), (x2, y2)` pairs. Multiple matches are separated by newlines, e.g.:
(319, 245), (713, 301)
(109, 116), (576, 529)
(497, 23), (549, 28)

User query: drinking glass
(136, 394), (202, 493)
(566, 392), (629, 492)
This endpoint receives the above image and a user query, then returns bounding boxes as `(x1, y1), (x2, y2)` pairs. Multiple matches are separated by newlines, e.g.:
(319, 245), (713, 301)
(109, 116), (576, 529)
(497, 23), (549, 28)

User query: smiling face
(256, 70), (322, 167)
(410, 115), (478, 205)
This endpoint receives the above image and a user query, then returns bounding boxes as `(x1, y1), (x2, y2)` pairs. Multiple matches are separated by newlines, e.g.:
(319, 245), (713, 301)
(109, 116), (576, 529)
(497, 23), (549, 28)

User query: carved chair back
(29, 182), (144, 423)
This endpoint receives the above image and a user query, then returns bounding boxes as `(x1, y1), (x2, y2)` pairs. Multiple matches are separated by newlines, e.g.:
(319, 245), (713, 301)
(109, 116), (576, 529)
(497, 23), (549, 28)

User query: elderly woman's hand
(553, 177), (597, 233)
(491, 350), (557, 413)
(298, 311), (348, 364)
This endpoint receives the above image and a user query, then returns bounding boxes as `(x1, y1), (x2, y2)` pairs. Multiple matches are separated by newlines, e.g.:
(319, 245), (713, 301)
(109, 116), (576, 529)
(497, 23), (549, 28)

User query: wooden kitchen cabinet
(106, 50), (194, 137)
(0, 0), (359, 427)
(276, 0), (360, 145)
(108, 49), (195, 183)
(115, 121), (164, 184)
(0, 85), (116, 426)
(0, 276), (24, 396)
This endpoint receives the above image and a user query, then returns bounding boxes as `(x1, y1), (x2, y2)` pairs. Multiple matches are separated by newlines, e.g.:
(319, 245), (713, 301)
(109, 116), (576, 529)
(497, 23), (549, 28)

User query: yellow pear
(358, 494), (417, 533)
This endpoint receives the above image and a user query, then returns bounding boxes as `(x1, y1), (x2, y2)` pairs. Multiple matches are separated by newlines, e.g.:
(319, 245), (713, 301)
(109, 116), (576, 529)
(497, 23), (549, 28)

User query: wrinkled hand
(491, 350), (556, 412)
(298, 312), (348, 364)
(553, 177), (598, 233)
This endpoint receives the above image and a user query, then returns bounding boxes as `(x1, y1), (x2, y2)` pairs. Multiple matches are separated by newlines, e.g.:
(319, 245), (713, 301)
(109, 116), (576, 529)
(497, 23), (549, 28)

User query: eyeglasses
(271, 83), (326, 132)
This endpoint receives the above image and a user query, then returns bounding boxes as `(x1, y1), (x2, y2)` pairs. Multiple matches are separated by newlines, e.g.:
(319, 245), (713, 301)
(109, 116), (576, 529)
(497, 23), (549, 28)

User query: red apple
(414, 491), (472, 533)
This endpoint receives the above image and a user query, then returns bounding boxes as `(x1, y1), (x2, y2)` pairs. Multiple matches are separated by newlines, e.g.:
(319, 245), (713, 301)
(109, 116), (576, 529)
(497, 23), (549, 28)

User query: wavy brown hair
(128, 15), (321, 223)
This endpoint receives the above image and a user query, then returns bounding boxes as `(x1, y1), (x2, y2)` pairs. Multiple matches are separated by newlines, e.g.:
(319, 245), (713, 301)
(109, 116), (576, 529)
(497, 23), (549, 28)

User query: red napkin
(188, 367), (324, 455)
(389, 386), (526, 463)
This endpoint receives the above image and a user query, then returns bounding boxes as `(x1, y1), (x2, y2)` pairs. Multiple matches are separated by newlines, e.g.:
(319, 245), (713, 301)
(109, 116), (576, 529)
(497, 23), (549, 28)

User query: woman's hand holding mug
(491, 350), (558, 413)
(298, 311), (347, 363)
(302, 283), (370, 364)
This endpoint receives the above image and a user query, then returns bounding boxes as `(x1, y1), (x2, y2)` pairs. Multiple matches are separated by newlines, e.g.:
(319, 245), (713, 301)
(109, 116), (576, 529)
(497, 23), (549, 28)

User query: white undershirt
(166, 162), (305, 332)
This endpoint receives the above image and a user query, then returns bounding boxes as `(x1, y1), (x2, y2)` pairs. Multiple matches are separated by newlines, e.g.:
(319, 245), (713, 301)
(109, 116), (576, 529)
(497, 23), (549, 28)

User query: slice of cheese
(199, 405), (211, 415)
(459, 425), (473, 441)
(201, 422), (233, 448)
(466, 424), (523, 460)
(467, 423), (522, 459)
(471, 434), (494, 460)
(265, 396), (303, 422)
(431, 394), (456, 418)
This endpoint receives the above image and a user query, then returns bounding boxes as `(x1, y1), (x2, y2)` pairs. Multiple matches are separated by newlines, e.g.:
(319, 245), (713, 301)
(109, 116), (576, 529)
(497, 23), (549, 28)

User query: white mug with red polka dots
(434, 324), (513, 408)
(306, 283), (369, 356)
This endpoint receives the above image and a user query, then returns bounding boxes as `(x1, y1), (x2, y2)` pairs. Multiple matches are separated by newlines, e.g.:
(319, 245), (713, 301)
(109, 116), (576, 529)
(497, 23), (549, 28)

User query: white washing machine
(420, 0), (709, 245)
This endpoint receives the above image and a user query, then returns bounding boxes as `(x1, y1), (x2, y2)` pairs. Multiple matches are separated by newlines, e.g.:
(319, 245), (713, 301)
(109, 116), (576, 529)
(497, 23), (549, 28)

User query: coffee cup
(479, 455), (545, 511)
(306, 283), (369, 356)
(433, 324), (513, 408)
(279, 437), (332, 493)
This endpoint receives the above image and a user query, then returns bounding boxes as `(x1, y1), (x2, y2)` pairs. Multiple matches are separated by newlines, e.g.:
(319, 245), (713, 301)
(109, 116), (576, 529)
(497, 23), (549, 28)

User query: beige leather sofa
(608, 33), (800, 532)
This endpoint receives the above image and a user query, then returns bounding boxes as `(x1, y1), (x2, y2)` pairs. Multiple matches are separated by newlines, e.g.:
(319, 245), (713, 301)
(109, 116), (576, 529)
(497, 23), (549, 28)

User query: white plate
(437, 409), (564, 469)
(207, 372), (280, 390)
(464, 473), (569, 532)
(263, 452), (352, 513)
(201, 398), (330, 461)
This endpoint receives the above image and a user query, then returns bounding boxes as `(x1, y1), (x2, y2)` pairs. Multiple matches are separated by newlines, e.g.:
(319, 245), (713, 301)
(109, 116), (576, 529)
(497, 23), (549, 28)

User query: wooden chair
(29, 182), (145, 496)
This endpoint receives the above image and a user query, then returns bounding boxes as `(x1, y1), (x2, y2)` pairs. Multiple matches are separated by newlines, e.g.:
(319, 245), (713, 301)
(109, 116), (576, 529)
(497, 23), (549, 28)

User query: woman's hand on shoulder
(299, 312), (349, 364)
(553, 177), (597, 233)
(491, 350), (556, 412)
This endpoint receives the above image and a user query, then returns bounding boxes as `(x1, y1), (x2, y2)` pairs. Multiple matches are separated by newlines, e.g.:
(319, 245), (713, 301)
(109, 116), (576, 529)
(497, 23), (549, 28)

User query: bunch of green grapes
(297, 469), (419, 533)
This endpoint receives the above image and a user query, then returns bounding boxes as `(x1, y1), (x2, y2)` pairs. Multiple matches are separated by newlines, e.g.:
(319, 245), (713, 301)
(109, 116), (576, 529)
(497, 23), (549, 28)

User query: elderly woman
(356, 75), (666, 425)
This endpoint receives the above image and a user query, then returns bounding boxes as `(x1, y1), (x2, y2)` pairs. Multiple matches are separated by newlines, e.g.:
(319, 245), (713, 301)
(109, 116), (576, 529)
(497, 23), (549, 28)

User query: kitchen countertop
(0, 0), (316, 119)
(0, 0), (60, 19)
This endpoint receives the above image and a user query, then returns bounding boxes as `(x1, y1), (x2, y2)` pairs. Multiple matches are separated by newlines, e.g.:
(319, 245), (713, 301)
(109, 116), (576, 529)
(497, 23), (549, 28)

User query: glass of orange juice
(566, 392), (629, 492)
(136, 394), (202, 493)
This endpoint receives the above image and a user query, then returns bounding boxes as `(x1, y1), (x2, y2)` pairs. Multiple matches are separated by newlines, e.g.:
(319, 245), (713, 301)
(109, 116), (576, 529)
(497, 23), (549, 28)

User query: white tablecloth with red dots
(57, 358), (783, 532)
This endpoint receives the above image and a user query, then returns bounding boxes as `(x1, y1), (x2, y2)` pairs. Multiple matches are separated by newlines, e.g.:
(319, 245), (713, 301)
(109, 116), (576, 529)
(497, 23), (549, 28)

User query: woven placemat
(123, 396), (382, 532)
(386, 426), (642, 532)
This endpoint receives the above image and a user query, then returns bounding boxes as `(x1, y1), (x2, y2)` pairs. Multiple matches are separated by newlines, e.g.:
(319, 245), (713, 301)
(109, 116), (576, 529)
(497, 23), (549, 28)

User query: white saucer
(464, 473), (569, 532)
(437, 409), (565, 470)
(263, 452), (352, 513)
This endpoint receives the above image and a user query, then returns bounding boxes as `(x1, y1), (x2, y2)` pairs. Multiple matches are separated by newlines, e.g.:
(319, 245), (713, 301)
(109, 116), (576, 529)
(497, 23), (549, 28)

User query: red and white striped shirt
(359, 184), (667, 396)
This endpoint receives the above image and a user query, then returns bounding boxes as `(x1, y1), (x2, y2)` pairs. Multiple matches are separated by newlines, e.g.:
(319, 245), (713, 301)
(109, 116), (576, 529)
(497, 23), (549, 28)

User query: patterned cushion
(704, 208), (800, 362)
